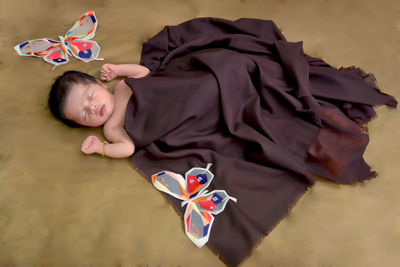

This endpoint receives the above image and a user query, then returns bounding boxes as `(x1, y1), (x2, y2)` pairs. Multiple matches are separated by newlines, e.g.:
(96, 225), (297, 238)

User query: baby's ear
(96, 79), (107, 88)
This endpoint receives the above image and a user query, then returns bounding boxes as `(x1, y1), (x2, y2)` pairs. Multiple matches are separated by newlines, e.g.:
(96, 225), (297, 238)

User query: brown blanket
(123, 18), (397, 266)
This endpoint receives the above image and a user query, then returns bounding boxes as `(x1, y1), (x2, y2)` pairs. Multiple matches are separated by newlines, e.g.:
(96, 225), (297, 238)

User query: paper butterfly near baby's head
(152, 163), (237, 247)
(14, 11), (102, 69)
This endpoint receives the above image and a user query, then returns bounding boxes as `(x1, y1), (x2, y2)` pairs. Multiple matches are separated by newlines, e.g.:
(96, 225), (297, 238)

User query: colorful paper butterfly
(151, 163), (237, 247)
(14, 11), (102, 68)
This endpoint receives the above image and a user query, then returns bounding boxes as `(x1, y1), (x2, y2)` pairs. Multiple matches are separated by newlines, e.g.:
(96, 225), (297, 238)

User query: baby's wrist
(114, 64), (122, 76)
(99, 140), (110, 156)
(96, 142), (104, 155)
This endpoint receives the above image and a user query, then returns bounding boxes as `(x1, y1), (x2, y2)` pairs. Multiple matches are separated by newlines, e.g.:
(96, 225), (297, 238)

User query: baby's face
(63, 81), (115, 127)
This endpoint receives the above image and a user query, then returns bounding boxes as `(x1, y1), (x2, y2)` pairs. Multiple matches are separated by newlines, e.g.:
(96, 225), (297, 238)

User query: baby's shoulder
(113, 80), (132, 109)
(105, 80), (132, 128)
(114, 79), (132, 95)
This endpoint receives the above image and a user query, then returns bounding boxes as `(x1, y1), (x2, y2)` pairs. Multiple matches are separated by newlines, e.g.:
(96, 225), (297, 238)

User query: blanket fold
(123, 17), (397, 266)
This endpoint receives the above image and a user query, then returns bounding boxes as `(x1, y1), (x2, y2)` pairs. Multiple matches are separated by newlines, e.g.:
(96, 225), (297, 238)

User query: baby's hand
(101, 63), (118, 81)
(81, 135), (103, 155)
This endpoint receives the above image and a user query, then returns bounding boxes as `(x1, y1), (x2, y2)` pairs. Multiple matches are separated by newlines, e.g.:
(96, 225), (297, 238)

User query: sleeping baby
(48, 64), (149, 158)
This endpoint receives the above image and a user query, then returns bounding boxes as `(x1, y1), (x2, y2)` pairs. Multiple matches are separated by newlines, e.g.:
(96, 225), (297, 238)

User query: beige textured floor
(0, 0), (399, 266)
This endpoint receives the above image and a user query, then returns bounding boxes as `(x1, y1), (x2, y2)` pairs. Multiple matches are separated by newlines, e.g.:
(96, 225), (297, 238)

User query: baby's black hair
(48, 70), (98, 127)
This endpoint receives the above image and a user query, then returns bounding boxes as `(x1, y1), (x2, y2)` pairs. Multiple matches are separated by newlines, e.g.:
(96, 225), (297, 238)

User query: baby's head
(48, 70), (114, 127)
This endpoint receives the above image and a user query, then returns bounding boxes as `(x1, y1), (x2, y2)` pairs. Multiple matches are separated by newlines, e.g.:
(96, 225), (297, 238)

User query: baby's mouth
(100, 104), (106, 116)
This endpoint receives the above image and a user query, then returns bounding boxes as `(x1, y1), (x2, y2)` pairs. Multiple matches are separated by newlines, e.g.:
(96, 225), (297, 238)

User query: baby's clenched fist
(81, 135), (102, 155)
(100, 63), (118, 81)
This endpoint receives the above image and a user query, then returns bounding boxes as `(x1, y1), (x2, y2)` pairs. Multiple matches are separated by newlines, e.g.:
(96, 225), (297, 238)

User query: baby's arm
(81, 133), (134, 158)
(102, 126), (135, 158)
(101, 63), (150, 81)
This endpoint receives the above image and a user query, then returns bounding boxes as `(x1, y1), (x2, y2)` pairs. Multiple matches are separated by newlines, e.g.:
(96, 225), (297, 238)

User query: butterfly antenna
(206, 163), (212, 170)
(181, 199), (190, 207)
(229, 196), (238, 203)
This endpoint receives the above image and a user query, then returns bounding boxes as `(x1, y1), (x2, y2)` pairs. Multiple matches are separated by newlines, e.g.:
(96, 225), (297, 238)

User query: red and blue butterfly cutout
(152, 163), (237, 247)
(14, 11), (102, 68)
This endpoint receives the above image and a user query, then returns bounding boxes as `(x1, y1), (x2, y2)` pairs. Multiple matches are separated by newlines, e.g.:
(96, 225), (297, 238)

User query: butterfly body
(14, 11), (101, 68)
(152, 164), (236, 247)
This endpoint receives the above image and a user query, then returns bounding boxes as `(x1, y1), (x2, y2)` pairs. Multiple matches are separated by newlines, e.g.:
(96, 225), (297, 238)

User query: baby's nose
(90, 103), (97, 114)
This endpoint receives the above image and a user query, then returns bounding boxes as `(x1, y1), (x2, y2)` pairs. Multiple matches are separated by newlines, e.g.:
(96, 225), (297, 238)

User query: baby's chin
(96, 114), (112, 127)
(83, 119), (108, 127)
